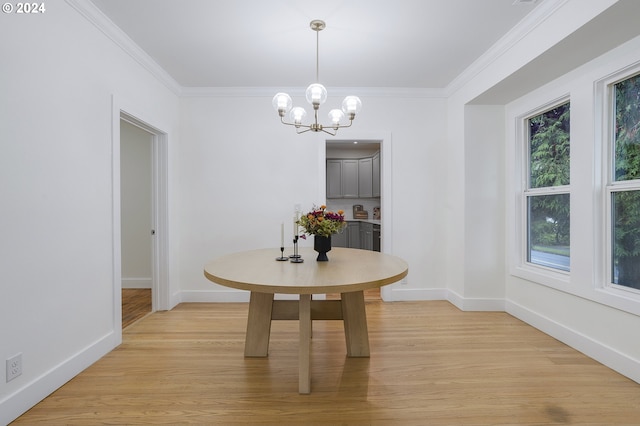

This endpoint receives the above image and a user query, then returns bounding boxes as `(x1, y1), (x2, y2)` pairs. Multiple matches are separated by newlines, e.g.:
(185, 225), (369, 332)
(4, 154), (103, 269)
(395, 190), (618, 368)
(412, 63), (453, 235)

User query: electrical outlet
(6, 353), (22, 382)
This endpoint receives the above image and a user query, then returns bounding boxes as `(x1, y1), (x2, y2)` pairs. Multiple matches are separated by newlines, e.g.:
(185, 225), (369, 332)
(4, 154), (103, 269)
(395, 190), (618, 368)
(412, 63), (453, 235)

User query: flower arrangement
(297, 205), (347, 238)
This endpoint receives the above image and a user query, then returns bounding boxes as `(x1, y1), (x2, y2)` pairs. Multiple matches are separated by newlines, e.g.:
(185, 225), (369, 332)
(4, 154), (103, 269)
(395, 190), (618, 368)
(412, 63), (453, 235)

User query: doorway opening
(120, 119), (154, 328)
(325, 139), (384, 301)
(113, 108), (170, 335)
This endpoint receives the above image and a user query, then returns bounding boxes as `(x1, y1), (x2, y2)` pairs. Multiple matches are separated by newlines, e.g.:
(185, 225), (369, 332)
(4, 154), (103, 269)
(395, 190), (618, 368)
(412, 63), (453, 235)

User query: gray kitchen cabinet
(372, 151), (380, 197)
(347, 222), (360, 249)
(336, 221), (379, 251)
(327, 159), (359, 198)
(332, 228), (348, 248)
(327, 154), (380, 199)
(358, 157), (373, 198)
(326, 160), (343, 199)
(360, 222), (373, 251)
(342, 160), (359, 198)
(373, 223), (380, 251)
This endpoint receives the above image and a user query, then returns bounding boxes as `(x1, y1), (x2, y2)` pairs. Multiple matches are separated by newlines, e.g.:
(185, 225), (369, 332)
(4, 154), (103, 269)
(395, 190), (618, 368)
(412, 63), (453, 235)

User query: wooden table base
(243, 290), (370, 394)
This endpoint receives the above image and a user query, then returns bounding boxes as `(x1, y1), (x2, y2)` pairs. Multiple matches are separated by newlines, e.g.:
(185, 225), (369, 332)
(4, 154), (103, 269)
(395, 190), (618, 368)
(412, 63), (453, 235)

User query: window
(525, 102), (570, 272)
(608, 73), (640, 291)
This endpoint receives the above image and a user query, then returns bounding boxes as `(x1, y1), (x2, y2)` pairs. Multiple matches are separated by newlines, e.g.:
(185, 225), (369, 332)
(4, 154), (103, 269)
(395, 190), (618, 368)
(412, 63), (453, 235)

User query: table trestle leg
(341, 290), (371, 357)
(244, 292), (274, 357)
(299, 294), (312, 394)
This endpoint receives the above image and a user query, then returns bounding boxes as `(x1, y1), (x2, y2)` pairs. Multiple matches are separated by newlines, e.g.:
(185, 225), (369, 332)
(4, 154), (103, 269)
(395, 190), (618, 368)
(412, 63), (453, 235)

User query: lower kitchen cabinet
(332, 229), (348, 248)
(348, 222), (360, 249)
(360, 222), (373, 251)
(332, 221), (379, 251)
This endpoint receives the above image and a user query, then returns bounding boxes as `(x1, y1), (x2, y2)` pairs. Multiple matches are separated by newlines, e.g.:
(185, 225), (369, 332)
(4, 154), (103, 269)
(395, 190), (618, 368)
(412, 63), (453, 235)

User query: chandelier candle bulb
(306, 83), (327, 107)
(290, 107), (307, 125)
(273, 93), (292, 116)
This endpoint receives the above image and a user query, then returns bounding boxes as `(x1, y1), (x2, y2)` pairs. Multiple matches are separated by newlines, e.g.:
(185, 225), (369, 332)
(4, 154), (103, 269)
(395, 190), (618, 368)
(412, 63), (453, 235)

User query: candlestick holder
(275, 246), (288, 261)
(290, 236), (304, 263)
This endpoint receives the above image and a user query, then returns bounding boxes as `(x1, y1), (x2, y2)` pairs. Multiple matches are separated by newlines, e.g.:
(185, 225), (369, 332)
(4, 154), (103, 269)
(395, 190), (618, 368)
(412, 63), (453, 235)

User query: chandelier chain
(315, 26), (320, 83)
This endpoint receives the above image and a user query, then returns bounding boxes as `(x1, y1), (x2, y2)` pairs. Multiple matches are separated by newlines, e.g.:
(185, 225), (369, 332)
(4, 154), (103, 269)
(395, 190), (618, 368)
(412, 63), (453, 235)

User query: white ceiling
(89, 0), (542, 89)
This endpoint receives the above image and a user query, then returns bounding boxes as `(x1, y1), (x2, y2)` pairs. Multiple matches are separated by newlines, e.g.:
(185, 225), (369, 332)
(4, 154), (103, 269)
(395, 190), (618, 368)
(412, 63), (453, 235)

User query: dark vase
(314, 235), (332, 261)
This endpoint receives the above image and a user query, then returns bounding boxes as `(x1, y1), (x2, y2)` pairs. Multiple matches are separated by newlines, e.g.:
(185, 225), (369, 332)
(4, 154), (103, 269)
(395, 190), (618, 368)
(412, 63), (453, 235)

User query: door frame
(111, 95), (170, 342)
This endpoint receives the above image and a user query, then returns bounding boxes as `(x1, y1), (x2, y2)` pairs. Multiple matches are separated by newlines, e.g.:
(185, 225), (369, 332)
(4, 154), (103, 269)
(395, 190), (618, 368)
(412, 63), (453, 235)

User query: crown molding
(65, 0), (182, 96)
(68, 0), (556, 101)
(64, 0), (444, 100)
(179, 86), (446, 99)
(445, 0), (570, 97)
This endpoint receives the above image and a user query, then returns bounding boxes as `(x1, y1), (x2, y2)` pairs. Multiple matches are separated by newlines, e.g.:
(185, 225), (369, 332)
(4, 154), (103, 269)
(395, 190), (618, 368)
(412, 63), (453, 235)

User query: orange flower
(320, 204), (326, 210)
(338, 210), (344, 215)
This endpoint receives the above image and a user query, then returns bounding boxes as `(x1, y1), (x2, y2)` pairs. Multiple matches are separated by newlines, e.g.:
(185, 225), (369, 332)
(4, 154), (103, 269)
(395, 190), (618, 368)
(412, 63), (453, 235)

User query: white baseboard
(121, 277), (152, 289)
(506, 299), (640, 385)
(384, 286), (449, 301)
(179, 290), (328, 303)
(447, 290), (506, 311)
(0, 331), (118, 425)
(180, 289), (250, 303)
(179, 286), (501, 309)
(181, 287), (448, 303)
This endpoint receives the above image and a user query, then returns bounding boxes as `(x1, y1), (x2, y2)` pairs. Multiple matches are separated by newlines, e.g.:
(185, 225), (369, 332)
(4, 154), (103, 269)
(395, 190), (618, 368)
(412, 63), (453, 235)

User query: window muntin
(609, 73), (640, 291)
(525, 102), (570, 272)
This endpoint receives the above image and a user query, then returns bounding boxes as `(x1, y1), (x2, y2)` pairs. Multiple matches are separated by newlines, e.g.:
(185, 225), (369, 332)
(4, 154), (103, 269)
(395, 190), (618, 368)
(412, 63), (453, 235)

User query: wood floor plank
(14, 300), (640, 425)
(122, 289), (151, 329)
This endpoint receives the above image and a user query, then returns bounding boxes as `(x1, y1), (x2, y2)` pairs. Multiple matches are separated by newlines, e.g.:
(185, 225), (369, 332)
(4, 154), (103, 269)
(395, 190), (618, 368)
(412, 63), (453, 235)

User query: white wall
(504, 34), (640, 384)
(445, 0), (640, 382)
(444, 0), (622, 308)
(178, 93), (449, 302)
(0, 2), (179, 423)
(463, 105), (505, 305)
(4, 0), (640, 423)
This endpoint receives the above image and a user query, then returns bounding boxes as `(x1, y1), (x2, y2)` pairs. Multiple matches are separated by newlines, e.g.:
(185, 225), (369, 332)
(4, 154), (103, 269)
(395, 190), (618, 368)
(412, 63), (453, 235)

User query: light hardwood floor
(14, 300), (640, 425)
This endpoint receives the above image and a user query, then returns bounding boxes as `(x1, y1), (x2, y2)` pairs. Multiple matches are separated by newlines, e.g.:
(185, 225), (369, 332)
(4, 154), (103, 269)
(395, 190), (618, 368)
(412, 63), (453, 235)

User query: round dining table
(204, 247), (408, 394)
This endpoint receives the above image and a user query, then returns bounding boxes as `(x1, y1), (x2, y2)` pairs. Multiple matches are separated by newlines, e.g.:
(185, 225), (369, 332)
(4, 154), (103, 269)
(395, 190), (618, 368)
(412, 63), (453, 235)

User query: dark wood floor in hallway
(122, 288), (151, 329)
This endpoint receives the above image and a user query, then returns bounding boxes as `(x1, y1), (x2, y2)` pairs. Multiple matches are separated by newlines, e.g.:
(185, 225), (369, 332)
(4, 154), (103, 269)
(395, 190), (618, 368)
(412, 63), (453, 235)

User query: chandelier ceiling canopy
(272, 20), (362, 136)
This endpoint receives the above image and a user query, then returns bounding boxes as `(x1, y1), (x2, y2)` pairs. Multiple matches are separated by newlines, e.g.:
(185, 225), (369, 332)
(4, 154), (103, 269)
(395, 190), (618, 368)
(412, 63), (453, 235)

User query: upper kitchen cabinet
(372, 151), (380, 197)
(327, 159), (359, 198)
(342, 160), (359, 197)
(358, 157), (373, 198)
(327, 153), (380, 199)
(326, 160), (343, 199)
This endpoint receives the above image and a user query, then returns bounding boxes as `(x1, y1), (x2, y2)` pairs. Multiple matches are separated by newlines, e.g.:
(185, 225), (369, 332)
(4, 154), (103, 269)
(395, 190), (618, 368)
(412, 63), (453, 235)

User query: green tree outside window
(612, 74), (640, 289)
(527, 103), (570, 270)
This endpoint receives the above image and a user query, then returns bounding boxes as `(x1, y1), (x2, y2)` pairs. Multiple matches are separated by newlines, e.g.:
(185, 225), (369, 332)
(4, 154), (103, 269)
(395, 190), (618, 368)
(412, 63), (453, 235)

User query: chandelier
(272, 20), (362, 136)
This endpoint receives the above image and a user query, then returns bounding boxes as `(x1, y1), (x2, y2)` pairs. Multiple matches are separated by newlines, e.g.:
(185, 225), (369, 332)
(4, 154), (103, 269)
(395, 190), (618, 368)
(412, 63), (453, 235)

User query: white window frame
(601, 66), (640, 298)
(513, 96), (571, 288)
